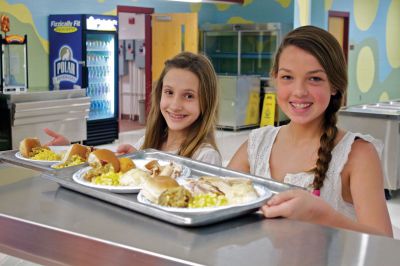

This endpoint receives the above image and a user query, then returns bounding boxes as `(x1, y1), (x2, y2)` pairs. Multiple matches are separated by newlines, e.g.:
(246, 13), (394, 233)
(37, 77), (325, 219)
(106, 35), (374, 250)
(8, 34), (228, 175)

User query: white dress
(133, 136), (222, 166)
(247, 126), (384, 221)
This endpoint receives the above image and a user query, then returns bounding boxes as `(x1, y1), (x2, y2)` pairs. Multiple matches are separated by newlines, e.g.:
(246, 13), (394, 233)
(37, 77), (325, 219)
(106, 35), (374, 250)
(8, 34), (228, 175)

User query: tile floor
(99, 128), (400, 239)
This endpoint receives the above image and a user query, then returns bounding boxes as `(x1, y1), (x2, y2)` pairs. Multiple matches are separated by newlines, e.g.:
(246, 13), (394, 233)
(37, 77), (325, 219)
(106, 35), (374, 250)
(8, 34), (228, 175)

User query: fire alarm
(128, 17), (135, 25)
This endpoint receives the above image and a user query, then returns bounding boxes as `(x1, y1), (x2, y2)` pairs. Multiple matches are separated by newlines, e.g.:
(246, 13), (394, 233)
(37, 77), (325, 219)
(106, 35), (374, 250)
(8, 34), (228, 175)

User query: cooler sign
(49, 15), (83, 90)
(53, 45), (79, 83)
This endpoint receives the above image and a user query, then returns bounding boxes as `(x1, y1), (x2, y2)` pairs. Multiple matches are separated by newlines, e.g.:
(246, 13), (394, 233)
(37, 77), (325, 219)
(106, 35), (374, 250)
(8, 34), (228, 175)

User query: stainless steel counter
(0, 90), (90, 150)
(0, 163), (399, 266)
(338, 100), (400, 190)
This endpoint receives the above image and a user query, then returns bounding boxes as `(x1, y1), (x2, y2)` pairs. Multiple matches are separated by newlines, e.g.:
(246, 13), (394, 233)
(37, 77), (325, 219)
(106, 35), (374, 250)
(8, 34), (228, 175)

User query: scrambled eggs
(188, 193), (228, 208)
(92, 171), (123, 186)
(30, 148), (61, 161)
(52, 155), (85, 169)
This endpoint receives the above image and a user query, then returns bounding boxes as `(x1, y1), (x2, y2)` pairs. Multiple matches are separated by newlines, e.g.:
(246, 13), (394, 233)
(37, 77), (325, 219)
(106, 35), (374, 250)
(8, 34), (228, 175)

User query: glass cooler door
(203, 31), (238, 75)
(240, 31), (277, 78)
(86, 33), (116, 120)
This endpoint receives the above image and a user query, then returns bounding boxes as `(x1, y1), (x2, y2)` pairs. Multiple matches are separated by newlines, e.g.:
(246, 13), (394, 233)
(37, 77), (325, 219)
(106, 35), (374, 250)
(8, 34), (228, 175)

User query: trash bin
(138, 99), (146, 125)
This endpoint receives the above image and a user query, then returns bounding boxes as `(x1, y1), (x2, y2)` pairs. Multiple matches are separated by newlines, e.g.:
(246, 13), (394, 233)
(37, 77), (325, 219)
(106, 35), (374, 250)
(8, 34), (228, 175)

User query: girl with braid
(228, 26), (392, 237)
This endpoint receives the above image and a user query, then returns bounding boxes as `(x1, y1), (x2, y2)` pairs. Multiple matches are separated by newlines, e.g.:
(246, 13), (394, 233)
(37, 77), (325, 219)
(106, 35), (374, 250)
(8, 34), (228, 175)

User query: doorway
(328, 11), (349, 62)
(328, 11), (349, 105)
(117, 6), (153, 132)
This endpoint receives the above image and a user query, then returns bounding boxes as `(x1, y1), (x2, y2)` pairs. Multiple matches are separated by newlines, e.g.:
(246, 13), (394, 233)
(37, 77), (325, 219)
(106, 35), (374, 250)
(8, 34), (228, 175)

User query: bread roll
(141, 176), (179, 203)
(87, 149), (120, 172)
(158, 186), (192, 207)
(62, 144), (91, 163)
(19, 138), (41, 158)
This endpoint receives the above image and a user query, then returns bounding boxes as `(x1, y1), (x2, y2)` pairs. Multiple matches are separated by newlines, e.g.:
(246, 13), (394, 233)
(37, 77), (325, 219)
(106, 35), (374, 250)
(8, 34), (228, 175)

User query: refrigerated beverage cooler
(49, 14), (118, 145)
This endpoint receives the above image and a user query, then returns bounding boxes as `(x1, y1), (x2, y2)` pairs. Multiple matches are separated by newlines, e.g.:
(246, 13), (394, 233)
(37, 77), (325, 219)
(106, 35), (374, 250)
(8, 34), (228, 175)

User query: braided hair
(271, 26), (347, 190)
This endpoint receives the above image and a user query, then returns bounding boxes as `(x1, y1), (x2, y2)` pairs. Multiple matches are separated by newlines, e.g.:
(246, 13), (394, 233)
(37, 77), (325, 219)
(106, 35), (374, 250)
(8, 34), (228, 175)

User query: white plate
(73, 166), (140, 193)
(72, 158), (190, 194)
(15, 146), (67, 165)
(51, 161), (86, 169)
(137, 183), (272, 213)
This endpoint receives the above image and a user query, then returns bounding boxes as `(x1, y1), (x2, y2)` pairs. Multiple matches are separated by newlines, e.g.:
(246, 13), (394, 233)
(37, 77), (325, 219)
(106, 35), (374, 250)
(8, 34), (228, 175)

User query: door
(152, 13), (198, 83)
(328, 11), (349, 62)
(328, 11), (349, 105)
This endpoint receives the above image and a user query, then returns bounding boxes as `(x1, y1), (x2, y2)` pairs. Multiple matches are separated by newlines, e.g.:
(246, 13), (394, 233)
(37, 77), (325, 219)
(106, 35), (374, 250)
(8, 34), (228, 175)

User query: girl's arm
(261, 189), (392, 237)
(345, 139), (393, 236)
(262, 140), (393, 237)
(227, 140), (250, 173)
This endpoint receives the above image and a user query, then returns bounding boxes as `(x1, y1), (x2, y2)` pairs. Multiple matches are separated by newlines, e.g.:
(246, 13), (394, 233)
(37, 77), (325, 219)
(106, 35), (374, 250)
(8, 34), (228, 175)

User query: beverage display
(49, 14), (119, 145)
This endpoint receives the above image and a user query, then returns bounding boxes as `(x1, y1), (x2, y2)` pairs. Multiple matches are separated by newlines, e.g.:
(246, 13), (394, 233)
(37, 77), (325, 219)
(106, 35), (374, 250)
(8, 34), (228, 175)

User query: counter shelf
(1, 150), (399, 265)
(0, 149), (296, 226)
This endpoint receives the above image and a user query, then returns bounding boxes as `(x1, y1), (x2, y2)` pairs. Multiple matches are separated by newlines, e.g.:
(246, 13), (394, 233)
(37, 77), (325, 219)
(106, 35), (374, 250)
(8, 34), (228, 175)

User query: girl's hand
(43, 128), (70, 146)
(261, 189), (333, 224)
(116, 144), (137, 155)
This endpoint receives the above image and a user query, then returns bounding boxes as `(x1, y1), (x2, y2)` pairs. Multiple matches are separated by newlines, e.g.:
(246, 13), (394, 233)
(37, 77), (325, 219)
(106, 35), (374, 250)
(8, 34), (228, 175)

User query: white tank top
(247, 126), (383, 221)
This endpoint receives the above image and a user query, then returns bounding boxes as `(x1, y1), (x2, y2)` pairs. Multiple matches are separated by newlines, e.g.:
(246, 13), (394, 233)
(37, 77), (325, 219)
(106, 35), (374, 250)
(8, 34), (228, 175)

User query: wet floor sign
(260, 92), (276, 127)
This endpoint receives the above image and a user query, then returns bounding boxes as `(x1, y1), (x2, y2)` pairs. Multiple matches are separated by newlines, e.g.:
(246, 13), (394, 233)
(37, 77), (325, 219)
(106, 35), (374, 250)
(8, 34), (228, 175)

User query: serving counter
(0, 90), (90, 150)
(0, 162), (399, 265)
(338, 100), (400, 190)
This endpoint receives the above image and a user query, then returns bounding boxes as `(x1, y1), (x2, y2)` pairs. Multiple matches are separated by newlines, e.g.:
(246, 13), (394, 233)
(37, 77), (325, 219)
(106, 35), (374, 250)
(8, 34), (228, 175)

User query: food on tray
(188, 177), (259, 205)
(159, 186), (192, 208)
(92, 171), (122, 186)
(144, 160), (161, 176)
(141, 175), (180, 203)
(19, 138), (41, 158)
(52, 144), (92, 169)
(119, 157), (136, 173)
(79, 152), (185, 189)
(19, 137), (61, 161)
(188, 193), (228, 208)
(62, 144), (91, 163)
(84, 149), (143, 187)
(85, 149), (121, 181)
(159, 162), (182, 178)
(52, 155), (86, 169)
(88, 149), (121, 173)
(145, 160), (182, 178)
(140, 176), (260, 209)
(119, 168), (149, 187)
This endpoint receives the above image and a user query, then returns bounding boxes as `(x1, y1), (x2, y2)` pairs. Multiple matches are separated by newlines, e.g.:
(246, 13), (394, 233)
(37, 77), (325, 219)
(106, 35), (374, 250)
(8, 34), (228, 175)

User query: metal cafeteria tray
(0, 149), (296, 226)
(0, 149), (87, 173)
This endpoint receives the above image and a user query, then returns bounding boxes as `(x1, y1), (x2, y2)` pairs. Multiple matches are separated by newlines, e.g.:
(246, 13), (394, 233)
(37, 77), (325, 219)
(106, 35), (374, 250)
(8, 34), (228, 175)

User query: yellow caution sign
(260, 92), (276, 127)
(245, 91), (260, 125)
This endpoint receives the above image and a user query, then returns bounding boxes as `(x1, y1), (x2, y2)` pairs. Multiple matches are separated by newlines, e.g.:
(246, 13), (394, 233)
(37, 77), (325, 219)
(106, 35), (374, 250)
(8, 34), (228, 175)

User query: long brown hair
(142, 51), (219, 158)
(271, 25), (347, 190)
